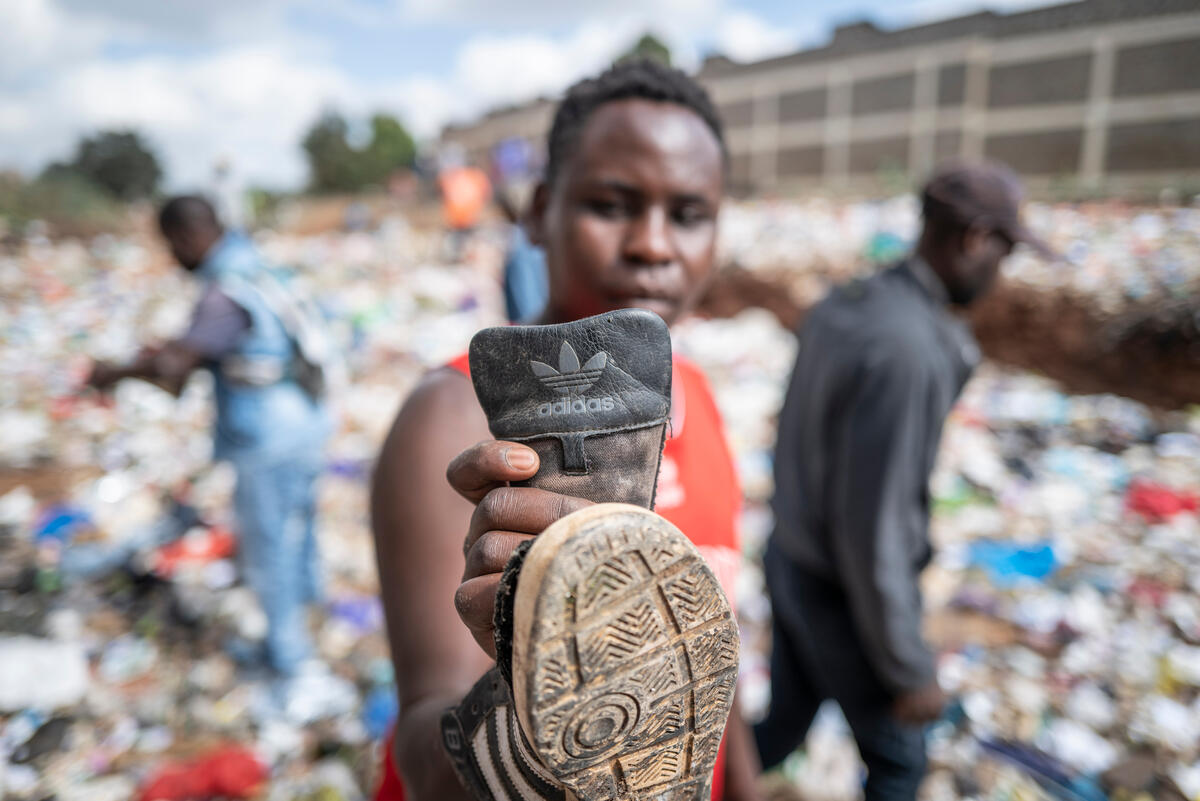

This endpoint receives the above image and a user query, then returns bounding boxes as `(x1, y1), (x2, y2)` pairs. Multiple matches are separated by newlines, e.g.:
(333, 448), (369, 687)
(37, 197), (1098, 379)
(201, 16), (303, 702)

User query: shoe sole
(511, 503), (739, 801)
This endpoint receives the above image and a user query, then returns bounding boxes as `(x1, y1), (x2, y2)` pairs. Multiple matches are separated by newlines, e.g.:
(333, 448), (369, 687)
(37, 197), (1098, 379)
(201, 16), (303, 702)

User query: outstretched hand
(447, 440), (592, 659)
(85, 361), (121, 392)
(892, 681), (946, 725)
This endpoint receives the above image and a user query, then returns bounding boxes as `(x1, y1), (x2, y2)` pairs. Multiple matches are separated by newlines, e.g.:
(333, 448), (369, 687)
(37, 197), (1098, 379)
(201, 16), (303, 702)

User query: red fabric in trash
(138, 745), (266, 801)
(1125, 479), (1198, 523)
(150, 526), (237, 578)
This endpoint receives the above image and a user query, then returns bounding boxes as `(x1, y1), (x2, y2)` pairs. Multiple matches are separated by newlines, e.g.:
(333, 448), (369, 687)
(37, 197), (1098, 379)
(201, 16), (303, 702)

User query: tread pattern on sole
(517, 508), (739, 801)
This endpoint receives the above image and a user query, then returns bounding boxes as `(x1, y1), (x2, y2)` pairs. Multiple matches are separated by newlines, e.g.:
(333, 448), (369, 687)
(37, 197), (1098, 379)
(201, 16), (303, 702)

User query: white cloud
(0, 0), (464, 189)
(0, 0), (848, 189)
(1, 41), (393, 189)
(435, 5), (738, 123)
(450, 22), (644, 111)
(55, 0), (295, 43)
(0, 0), (106, 79)
(712, 10), (813, 63)
(398, 0), (720, 29)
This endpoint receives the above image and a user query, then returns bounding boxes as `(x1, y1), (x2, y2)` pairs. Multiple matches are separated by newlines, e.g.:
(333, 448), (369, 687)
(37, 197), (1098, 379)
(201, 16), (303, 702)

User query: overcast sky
(1, 0), (1050, 190)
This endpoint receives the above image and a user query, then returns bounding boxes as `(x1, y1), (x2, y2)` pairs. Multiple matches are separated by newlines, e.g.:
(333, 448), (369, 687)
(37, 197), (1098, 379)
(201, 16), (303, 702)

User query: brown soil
(696, 267), (1200, 410)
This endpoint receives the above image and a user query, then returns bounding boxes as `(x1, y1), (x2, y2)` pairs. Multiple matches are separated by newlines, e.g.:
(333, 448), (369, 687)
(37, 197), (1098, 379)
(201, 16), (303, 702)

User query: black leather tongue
(468, 308), (672, 476)
(471, 309), (674, 681)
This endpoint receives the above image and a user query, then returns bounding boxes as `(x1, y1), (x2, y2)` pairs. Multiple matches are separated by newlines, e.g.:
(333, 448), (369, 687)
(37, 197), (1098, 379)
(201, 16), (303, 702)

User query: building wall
(439, 1), (1200, 195)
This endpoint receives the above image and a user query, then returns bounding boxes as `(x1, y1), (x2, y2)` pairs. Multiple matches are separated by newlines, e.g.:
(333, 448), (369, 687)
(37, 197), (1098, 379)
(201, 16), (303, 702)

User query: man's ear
(526, 181), (550, 247)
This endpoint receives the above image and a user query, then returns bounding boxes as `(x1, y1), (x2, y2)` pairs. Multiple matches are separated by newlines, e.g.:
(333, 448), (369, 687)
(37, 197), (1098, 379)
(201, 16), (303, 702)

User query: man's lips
(608, 290), (678, 305)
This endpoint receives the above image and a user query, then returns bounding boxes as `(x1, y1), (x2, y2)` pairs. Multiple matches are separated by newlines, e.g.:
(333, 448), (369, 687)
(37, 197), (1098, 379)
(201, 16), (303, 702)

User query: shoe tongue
(468, 309), (672, 448)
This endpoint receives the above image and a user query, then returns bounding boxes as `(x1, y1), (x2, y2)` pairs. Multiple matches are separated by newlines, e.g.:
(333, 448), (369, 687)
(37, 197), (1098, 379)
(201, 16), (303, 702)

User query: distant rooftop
(697, 0), (1199, 78)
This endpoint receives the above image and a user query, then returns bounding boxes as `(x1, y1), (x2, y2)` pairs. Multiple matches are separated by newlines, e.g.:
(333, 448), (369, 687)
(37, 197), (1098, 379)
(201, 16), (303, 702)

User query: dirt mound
(697, 267), (1200, 410)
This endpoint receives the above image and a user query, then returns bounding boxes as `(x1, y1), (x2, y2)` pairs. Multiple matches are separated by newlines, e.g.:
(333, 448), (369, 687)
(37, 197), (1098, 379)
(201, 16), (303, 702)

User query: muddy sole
(512, 503), (739, 801)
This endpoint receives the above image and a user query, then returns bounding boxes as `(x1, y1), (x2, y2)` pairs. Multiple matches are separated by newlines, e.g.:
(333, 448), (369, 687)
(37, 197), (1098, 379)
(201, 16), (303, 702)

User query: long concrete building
(441, 0), (1200, 197)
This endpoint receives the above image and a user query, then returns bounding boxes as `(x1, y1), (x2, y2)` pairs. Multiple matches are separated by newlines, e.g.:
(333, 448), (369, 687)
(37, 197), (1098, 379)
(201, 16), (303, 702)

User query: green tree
(363, 114), (416, 178)
(48, 130), (162, 201)
(301, 110), (416, 193)
(0, 170), (124, 236)
(302, 111), (361, 193)
(616, 33), (672, 67)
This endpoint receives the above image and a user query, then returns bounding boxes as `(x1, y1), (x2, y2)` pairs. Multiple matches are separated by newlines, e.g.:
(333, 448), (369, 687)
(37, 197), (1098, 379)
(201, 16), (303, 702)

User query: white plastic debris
(0, 637), (89, 712)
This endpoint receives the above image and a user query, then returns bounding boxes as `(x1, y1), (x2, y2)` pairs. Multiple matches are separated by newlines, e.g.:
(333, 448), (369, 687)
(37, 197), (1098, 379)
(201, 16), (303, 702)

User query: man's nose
(623, 206), (673, 266)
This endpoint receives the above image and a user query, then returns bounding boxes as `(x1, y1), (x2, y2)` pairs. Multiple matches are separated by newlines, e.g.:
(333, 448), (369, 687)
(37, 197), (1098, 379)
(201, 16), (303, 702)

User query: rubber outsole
(511, 503), (739, 801)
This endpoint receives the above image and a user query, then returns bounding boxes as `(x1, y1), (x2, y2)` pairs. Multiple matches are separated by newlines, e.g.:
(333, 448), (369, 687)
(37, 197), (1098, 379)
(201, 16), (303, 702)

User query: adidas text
(536, 397), (615, 416)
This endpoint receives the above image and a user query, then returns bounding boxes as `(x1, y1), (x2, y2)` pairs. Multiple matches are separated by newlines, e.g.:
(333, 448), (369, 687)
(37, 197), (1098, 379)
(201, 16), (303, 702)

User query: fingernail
(504, 447), (536, 470)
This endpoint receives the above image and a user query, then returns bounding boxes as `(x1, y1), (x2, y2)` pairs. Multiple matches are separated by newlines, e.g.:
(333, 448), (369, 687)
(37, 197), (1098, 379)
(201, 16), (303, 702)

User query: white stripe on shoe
(472, 716), (510, 800)
(495, 705), (547, 801)
(509, 706), (560, 787)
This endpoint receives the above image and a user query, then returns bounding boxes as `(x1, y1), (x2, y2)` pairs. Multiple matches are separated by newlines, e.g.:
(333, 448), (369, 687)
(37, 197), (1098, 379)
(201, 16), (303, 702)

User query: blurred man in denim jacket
(89, 195), (332, 691)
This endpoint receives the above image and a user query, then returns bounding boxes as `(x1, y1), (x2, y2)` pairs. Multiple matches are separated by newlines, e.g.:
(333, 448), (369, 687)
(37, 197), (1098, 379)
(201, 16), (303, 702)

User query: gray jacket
(770, 258), (979, 693)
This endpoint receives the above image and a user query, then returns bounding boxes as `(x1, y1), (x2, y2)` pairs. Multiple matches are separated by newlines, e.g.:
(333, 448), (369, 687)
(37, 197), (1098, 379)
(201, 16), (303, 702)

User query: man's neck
(907, 251), (952, 306)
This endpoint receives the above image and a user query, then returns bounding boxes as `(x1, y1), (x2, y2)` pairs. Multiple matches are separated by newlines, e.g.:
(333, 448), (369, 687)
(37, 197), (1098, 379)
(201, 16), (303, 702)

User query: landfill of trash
(0, 196), (1197, 800)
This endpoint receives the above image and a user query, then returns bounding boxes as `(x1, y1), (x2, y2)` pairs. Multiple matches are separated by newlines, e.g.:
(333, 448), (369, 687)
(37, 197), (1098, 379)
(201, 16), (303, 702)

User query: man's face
(530, 99), (724, 326)
(163, 226), (213, 272)
(946, 226), (1013, 306)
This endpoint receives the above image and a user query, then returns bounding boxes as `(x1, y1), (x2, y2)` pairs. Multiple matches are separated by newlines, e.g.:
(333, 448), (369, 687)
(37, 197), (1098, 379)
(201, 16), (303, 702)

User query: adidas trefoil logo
(531, 341), (608, 395)
(531, 341), (615, 417)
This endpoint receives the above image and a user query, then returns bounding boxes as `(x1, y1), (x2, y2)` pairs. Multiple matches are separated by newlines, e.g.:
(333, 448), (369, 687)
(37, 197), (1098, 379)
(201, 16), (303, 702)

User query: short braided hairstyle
(544, 58), (727, 187)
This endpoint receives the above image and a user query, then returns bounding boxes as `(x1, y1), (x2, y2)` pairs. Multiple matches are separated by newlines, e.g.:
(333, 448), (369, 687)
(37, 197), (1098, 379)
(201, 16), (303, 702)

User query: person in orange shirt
(439, 165), (492, 261)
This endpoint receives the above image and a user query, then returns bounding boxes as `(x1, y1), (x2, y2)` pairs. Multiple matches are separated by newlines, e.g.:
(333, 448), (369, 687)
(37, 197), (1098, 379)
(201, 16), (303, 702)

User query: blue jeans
(753, 541), (927, 801)
(232, 455), (323, 676)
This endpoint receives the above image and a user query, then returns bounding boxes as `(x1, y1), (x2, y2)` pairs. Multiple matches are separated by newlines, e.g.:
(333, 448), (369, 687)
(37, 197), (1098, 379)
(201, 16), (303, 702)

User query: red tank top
(374, 353), (741, 801)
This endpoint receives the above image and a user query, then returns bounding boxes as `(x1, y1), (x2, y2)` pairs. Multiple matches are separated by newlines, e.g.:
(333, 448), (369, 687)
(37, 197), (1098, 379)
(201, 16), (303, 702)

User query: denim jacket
(194, 233), (330, 465)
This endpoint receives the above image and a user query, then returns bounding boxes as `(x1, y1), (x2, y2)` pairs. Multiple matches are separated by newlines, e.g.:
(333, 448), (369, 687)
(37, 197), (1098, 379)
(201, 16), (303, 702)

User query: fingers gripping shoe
(441, 310), (737, 800)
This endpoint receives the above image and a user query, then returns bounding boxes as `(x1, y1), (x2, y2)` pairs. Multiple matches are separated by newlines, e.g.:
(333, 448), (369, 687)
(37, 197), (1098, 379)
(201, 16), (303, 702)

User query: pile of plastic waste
(1, 195), (1197, 799)
(0, 218), (501, 800)
(718, 196), (1200, 312)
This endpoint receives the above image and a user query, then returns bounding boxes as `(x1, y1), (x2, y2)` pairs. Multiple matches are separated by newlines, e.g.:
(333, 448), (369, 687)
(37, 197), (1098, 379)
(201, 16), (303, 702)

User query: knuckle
(479, 531), (507, 564)
(447, 440), (490, 483)
(554, 492), (570, 520)
(445, 449), (469, 483)
(464, 533), (504, 578)
(453, 585), (471, 619)
(479, 487), (515, 525)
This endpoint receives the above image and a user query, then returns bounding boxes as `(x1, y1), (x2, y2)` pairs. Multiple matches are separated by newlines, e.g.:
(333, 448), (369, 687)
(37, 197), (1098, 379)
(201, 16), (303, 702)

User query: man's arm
(723, 692), (764, 801)
(371, 369), (495, 801)
(828, 348), (942, 711)
(87, 285), (249, 396)
(374, 369), (597, 799)
(88, 343), (201, 397)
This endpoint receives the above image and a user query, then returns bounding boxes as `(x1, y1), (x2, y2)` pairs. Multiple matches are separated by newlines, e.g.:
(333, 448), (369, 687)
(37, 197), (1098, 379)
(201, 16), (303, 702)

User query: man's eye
(673, 205), (710, 227)
(586, 199), (623, 217)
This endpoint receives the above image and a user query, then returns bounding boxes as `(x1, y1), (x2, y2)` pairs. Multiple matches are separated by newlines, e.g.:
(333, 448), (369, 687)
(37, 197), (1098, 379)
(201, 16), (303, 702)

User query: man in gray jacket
(754, 162), (1054, 800)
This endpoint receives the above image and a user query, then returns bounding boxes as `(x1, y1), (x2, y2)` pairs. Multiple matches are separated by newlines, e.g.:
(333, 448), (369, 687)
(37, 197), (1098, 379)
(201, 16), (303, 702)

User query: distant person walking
(495, 189), (547, 322)
(210, 157), (248, 230)
(755, 162), (1055, 801)
(438, 165), (491, 262)
(88, 196), (333, 694)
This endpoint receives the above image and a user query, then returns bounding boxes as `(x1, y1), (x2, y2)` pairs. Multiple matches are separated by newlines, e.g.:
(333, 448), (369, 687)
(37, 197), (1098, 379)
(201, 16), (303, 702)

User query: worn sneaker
(442, 309), (738, 800)
(441, 666), (567, 801)
(511, 503), (738, 801)
(465, 308), (673, 508)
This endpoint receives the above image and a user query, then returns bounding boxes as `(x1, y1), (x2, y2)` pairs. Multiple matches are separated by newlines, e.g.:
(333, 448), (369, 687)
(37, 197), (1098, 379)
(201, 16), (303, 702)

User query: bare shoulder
(379, 366), (487, 465)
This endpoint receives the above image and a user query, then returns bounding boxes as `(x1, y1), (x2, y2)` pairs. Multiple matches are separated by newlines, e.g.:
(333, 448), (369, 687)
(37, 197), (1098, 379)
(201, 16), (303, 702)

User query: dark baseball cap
(921, 160), (1057, 260)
